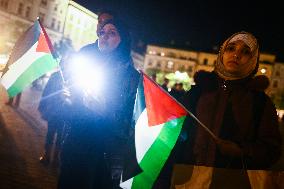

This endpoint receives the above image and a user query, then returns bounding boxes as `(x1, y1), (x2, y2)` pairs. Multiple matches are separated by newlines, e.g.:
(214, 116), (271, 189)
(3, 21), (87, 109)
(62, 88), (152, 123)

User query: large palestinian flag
(1, 19), (58, 97)
(120, 73), (187, 189)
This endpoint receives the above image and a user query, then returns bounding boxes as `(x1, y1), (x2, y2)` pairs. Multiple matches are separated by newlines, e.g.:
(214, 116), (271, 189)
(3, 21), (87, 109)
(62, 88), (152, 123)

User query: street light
(260, 68), (266, 74)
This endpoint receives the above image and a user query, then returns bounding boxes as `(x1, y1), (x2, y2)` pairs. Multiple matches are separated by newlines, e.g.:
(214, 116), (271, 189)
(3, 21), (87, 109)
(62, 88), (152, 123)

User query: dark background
(75, 0), (284, 61)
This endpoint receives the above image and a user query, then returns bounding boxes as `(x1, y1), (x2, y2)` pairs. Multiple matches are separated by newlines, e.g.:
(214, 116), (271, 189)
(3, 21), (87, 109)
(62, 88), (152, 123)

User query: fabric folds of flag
(120, 73), (187, 189)
(1, 19), (58, 97)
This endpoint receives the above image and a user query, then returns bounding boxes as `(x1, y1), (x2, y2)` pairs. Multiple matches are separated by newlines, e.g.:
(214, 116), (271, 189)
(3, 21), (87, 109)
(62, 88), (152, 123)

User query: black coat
(179, 71), (281, 169)
(58, 42), (139, 189)
(38, 71), (65, 122)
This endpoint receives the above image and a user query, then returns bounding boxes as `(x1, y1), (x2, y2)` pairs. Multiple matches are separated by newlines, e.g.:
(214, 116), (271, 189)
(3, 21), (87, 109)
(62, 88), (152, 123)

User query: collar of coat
(193, 71), (269, 92)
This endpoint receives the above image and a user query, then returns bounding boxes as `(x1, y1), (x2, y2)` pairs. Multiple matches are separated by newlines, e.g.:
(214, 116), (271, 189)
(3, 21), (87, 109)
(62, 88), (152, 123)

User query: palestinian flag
(1, 19), (58, 97)
(120, 73), (187, 189)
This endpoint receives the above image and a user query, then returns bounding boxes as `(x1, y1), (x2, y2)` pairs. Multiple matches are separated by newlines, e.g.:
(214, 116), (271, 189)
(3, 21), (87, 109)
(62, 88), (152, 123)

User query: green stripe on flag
(132, 116), (186, 189)
(7, 54), (57, 97)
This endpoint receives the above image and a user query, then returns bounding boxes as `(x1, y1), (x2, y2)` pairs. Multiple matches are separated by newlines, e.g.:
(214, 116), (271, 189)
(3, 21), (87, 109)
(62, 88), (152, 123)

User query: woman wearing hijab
(57, 18), (139, 189)
(176, 31), (281, 188)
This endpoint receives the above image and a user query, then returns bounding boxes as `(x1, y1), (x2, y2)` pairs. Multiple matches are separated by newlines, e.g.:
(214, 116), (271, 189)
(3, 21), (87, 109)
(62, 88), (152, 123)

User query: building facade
(269, 62), (284, 109)
(0, 0), (98, 58)
(195, 52), (216, 72)
(258, 53), (276, 79)
(0, 0), (69, 54)
(271, 62), (284, 94)
(64, 1), (98, 50)
(144, 45), (197, 77)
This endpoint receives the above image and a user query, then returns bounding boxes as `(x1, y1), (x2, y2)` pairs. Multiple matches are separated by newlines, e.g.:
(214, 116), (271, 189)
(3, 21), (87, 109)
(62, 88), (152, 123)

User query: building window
(187, 66), (192, 72)
(168, 52), (176, 58)
(148, 60), (153, 66)
(157, 61), (161, 68)
(25, 7), (31, 18)
(276, 71), (280, 77)
(180, 56), (187, 60)
(40, 0), (47, 6)
(203, 58), (208, 65)
(39, 12), (45, 23)
(51, 18), (56, 29)
(57, 21), (61, 31)
(0, 0), (9, 8)
(273, 81), (278, 88)
(179, 65), (185, 71)
(148, 50), (156, 55)
(84, 21), (89, 28)
(54, 4), (58, 11)
(17, 3), (23, 15)
(167, 61), (174, 69)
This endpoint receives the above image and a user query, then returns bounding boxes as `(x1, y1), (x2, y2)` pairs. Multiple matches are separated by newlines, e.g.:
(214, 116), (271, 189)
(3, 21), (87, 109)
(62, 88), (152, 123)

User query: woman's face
(222, 40), (253, 74)
(98, 24), (121, 53)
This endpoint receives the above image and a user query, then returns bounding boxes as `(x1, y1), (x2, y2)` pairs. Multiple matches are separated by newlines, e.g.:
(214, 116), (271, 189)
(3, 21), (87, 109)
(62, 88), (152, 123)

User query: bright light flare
(69, 55), (104, 96)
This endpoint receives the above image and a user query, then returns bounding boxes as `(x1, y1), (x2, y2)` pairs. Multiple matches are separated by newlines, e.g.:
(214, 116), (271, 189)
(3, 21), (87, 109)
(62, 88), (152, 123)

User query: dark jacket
(180, 71), (281, 169)
(63, 41), (139, 152)
(38, 71), (65, 122)
(58, 41), (139, 189)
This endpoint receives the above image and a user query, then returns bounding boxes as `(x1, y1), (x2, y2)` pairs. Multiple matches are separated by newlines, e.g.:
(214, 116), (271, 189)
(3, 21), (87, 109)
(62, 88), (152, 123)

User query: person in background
(161, 77), (169, 92)
(175, 31), (282, 189)
(96, 8), (115, 36)
(38, 63), (67, 166)
(68, 8), (115, 64)
(170, 82), (185, 102)
(151, 73), (157, 82)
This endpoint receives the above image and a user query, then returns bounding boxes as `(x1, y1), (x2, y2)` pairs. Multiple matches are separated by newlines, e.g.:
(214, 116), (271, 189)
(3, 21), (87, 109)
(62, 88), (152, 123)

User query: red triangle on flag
(143, 74), (187, 126)
(36, 32), (50, 53)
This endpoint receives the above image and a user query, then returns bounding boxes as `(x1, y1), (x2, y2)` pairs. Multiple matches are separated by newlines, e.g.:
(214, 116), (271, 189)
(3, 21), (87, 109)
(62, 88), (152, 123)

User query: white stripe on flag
(135, 109), (163, 163)
(120, 178), (133, 189)
(1, 42), (47, 89)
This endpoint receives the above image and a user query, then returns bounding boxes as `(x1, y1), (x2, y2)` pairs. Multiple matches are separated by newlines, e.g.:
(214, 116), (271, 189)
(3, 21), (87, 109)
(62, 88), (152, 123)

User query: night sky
(75, 0), (284, 61)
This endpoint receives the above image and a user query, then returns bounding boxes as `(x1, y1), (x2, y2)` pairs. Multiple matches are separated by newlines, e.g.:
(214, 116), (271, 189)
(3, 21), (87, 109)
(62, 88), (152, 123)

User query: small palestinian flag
(120, 72), (187, 189)
(1, 19), (58, 97)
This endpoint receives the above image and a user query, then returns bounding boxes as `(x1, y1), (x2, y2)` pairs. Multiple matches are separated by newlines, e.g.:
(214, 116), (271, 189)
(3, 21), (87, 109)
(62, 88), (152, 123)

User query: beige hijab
(214, 31), (259, 80)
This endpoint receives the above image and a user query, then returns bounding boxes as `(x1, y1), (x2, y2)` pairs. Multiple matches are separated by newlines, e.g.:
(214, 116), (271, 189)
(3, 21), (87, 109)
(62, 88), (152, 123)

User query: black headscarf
(99, 18), (132, 64)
